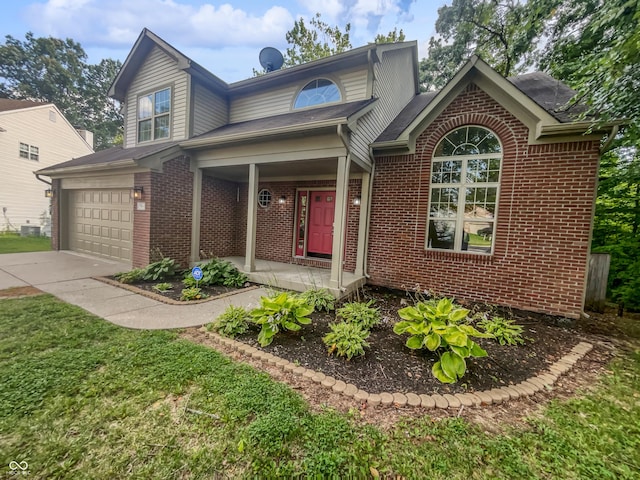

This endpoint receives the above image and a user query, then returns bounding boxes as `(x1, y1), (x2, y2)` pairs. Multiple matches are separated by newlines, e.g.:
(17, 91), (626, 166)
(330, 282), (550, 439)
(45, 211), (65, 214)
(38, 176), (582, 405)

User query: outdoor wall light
(278, 195), (286, 204)
(44, 188), (53, 198)
(132, 186), (144, 200)
(353, 196), (361, 206)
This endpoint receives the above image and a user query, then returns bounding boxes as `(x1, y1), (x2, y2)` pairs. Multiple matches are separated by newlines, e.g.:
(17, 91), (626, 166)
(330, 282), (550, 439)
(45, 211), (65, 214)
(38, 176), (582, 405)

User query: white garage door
(67, 189), (133, 262)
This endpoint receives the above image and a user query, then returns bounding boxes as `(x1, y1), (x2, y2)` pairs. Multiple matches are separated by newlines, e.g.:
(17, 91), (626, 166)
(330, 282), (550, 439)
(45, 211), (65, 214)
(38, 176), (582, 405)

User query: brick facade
(367, 84), (600, 318)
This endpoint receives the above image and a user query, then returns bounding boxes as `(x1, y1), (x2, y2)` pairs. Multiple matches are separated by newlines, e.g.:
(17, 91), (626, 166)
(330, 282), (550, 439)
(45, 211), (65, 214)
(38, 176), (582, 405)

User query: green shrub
(251, 292), (313, 346)
(180, 287), (208, 301)
(323, 322), (370, 360)
(115, 268), (145, 284)
(142, 257), (178, 281)
(152, 282), (173, 292)
(209, 305), (251, 338)
(477, 316), (525, 346)
(394, 298), (491, 384)
(336, 300), (380, 329)
(300, 288), (335, 312)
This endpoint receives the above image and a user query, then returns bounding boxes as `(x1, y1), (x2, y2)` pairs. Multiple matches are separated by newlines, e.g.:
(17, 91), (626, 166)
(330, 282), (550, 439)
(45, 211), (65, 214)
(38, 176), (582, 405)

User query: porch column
(189, 166), (203, 264)
(330, 155), (351, 288)
(245, 163), (259, 272)
(354, 171), (370, 277)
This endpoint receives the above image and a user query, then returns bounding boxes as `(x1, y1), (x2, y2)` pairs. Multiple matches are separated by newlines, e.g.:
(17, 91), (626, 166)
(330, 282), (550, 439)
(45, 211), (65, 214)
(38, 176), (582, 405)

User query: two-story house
(0, 99), (93, 234)
(37, 28), (616, 319)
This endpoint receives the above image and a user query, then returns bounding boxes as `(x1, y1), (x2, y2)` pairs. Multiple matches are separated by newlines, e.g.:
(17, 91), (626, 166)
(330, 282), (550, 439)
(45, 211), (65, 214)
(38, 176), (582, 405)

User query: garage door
(67, 189), (133, 262)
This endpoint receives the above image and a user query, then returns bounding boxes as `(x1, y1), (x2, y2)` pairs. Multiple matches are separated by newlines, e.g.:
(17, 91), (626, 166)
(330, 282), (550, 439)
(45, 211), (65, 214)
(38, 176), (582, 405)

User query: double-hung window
(138, 87), (171, 143)
(19, 142), (39, 161)
(427, 126), (502, 254)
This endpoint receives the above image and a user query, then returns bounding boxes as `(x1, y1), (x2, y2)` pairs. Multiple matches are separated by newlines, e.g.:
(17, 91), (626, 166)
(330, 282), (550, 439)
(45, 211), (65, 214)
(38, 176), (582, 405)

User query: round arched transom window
(427, 126), (502, 254)
(258, 189), (272, 208)
(294, 79), (341, 109)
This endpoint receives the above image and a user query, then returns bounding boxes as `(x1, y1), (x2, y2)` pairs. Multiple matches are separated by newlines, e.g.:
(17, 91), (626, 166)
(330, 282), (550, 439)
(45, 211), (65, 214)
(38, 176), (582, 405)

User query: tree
(0, 32), (122, 150)
(374, 27), (406, 44)
(283, 13), (352, 67)
(419, 0), (558, 90)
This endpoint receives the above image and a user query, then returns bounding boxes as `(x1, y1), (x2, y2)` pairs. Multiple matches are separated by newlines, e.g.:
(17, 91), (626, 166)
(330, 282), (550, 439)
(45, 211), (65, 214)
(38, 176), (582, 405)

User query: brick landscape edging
(93, 277), (260, 305)
(199, 326), (594, 409)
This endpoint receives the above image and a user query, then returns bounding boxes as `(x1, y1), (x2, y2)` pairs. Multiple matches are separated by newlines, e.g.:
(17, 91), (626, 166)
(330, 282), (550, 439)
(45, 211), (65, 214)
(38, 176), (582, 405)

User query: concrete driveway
(0, 251), (266, 330)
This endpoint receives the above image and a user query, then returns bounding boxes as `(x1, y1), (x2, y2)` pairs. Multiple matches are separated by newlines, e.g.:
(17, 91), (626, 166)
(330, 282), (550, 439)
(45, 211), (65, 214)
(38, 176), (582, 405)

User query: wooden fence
(585, 253), (611, 313)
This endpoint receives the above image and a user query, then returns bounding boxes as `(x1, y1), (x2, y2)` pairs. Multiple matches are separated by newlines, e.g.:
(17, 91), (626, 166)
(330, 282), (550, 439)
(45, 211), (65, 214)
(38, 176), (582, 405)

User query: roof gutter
(538, 120), (621, 137)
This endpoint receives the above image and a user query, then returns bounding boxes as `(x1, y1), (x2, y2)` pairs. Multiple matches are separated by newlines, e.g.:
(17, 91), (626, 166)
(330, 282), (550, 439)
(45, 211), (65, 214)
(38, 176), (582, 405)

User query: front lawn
(0, 294), (638, 478)
(0, 233), (51, 254)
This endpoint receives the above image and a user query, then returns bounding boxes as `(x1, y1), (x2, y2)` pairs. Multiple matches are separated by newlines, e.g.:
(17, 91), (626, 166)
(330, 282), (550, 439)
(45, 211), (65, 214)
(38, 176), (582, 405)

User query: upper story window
(138, 87), (171, 143)
(20, 142), (39, 161)
(294, 79), (341, 109)
(427, 126), (502, 254)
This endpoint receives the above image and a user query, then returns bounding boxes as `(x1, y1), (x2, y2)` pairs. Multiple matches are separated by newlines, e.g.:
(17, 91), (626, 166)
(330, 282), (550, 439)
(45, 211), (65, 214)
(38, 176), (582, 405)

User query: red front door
(307, 191), (335, 256)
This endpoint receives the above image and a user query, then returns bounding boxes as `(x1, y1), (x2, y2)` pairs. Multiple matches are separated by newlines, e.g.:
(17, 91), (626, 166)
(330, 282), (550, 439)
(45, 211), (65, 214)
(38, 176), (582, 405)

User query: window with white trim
(19, 142), (39, 161)
(293, 79), (341, 109)
(138, 87), (171, 142)
(427, 126), (502, 254)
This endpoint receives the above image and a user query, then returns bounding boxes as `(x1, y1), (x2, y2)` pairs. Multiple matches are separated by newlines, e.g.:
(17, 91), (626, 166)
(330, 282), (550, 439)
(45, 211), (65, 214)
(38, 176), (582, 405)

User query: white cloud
(26, 0), (294, 49)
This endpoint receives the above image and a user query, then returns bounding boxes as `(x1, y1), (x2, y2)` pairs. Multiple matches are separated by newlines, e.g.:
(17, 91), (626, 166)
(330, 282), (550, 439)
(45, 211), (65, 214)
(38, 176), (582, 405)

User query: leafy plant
(394, 298), (491, 384)
(182, 276), (198, 288)
(180, 287), (208, 301)
(300, 288), (335, 312)
(209, 305), (251, 338)
(336, 300), (380, 329)
(152, 282), (173, 292)
(251, 292), (314, 347)
(115, 268), (145, 284)
(142, 257), (177, 281)
(323, 322), (370, 360)
(477, 316), (525, 346)
(222, 269), (248, 288)
(185, 259), (247, 288)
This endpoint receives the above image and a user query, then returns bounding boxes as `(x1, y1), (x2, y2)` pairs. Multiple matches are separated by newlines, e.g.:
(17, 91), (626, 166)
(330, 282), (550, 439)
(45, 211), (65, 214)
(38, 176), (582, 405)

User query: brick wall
(199, 175), (241, 258)
(134, 156), (193, 268)
(368, 84), (600, 318)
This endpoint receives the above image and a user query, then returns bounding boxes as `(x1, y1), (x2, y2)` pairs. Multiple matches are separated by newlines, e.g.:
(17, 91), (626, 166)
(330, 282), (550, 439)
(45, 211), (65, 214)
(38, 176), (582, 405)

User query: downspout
(600, 124), (619, 154)
(35, 173), (52, 186)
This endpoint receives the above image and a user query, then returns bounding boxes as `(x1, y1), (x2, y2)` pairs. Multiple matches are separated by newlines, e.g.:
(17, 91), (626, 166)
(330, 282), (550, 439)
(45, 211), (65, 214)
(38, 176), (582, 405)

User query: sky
(0, 0), (445, 83)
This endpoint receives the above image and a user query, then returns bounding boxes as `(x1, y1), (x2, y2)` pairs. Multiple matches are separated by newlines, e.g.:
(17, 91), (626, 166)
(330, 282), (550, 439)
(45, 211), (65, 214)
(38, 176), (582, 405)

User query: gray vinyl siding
(229, 67), (369, 123)
(124, 46), (189, 148)
(350, 48), (415, 163)
(192, 81), (228, 136)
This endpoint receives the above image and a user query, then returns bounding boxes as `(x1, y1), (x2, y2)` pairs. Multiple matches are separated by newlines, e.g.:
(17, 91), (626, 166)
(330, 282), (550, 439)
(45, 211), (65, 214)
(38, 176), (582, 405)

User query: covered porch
(224, 257), (366, 298)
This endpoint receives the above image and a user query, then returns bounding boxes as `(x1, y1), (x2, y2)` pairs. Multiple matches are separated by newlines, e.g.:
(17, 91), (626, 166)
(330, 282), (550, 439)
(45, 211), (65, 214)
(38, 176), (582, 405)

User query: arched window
(293, 79), (341, 109)
(427, 126), (502, 254)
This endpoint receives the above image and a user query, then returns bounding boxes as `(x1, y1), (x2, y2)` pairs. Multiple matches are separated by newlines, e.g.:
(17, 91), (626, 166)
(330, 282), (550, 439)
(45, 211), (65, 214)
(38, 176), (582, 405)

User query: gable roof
(374, 56), (614, 151)
(108, 28), (227, 101)
(0, 98), (50, 113)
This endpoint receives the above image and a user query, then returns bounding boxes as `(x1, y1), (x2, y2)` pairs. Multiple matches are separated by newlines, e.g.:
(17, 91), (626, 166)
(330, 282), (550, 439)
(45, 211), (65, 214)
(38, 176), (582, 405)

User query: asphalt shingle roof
(0, 98), (49, 112)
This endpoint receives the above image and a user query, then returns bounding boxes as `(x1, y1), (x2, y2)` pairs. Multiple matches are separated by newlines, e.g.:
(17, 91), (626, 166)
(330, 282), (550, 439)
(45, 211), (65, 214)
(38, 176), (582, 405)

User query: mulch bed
(231, 286), (590, 396)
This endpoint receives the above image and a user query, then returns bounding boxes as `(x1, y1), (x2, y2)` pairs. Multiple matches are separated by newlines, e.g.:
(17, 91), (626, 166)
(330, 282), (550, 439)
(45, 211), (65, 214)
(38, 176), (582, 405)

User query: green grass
(1, 295), (638, 478)
(0, 233), (51, 253)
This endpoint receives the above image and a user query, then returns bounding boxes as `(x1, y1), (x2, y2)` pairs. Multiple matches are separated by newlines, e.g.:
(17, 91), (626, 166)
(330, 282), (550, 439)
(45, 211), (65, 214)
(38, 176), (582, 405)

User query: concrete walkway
(0, 251), (266, 329)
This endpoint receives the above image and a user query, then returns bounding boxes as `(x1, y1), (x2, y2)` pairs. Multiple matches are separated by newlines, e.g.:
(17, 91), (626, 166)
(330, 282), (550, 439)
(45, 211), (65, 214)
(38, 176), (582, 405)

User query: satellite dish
(259, 47), (284, 72)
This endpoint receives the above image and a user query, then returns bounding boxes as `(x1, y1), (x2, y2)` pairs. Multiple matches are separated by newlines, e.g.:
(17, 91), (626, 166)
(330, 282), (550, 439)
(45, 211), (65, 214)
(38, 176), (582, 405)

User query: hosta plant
(153, 282), (173, 292)
(323, 322), (370, 360)
(336, 300), (380, 329)
(115, 268), (145, 284)
(394, 298), (491, 384)
(210, 305), (251, 338)
(477, 316), (525, 346)
(300, 288), (335, 312)
(180, 287), (208, 301)
(251, 292), (314, 346)
(142, 257), (178, 281)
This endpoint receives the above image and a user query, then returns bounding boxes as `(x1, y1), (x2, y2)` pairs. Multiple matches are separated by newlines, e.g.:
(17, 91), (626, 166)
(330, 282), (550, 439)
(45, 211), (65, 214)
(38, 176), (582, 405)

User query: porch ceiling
(202, 157), (366, 182)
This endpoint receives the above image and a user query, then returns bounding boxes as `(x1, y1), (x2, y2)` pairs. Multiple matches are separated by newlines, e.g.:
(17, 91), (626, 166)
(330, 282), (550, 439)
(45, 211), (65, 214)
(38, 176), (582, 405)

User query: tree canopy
(0, 32), (122, 150)
(283, 13), (352, 67)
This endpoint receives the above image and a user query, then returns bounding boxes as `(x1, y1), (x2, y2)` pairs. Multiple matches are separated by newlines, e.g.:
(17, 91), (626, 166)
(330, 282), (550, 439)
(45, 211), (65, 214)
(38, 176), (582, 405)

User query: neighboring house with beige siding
(37, 28), (616, 319)
(0, 99), (93, 234)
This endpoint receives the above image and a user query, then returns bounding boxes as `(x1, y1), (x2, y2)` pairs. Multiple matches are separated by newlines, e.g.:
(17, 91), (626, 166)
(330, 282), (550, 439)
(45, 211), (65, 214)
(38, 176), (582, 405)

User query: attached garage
(65, 189), (133, 262)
